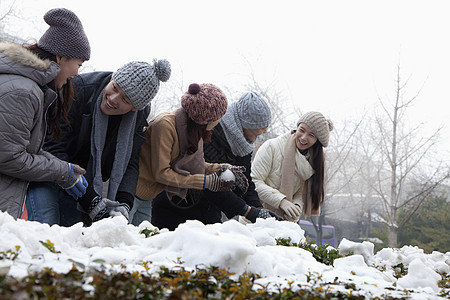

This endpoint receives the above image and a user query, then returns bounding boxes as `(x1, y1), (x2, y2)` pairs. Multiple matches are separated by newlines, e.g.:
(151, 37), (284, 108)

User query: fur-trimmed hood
(0, 42), (60, 86)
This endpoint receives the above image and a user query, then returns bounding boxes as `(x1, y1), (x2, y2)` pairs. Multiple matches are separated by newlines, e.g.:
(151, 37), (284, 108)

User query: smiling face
(54, 56), (83, 89)
(100, 80), (137, 116)
(295, 123), (318, 151)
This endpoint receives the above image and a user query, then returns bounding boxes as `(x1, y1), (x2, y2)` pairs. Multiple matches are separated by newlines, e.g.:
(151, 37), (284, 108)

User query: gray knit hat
(38, 8), (90, 61)
(236, 92), (271, 129)
(112, 59), (171, 110)
(296, 111), (334, 147)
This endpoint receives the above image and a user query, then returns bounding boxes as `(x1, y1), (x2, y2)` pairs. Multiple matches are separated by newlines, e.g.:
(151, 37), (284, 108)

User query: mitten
(222, 165), (249, 194)
(87, 196), (120, 222)
(204, 171), (235, 192)
(244, 205), (284, 223)
(279, 199), (302, 221)
(110, 203), (130, 221)
(57, 163), (88, 200)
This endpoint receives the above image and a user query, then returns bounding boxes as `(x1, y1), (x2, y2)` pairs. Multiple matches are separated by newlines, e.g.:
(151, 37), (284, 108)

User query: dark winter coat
(44, 71), (150, 207)
(203, 123), (263, 208)
(0, 42), (70, 218)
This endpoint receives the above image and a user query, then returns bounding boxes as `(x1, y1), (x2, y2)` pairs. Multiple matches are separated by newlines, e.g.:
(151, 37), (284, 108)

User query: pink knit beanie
(181, 83), (228, 125)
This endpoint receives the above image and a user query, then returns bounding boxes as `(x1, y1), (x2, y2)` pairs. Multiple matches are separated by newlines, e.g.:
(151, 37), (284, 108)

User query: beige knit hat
(296, 111), (333, 147)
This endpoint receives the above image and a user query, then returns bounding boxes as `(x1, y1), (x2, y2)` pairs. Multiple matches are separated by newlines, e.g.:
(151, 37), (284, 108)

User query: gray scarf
(88, 93), (137, 200)
(220, 102), (254, 157)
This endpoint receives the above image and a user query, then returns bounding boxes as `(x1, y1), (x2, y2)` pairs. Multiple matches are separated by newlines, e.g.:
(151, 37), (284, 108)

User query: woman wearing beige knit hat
(251, 111), (333, 222)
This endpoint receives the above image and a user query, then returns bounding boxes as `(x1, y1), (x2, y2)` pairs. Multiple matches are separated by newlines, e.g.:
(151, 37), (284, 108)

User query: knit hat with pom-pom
(296, 111), (334, 147)
(38, 8), (91, 60)
(112, 59), (171, 110)
(181, 83), (228, 125)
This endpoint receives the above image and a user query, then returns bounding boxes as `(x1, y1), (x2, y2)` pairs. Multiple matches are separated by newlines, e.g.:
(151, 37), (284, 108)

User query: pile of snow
(0, 211), (448, 299)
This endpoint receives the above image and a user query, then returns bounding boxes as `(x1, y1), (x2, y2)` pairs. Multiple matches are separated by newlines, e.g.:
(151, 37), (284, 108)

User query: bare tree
(365, 64), (449, 248)
(0, 0), (26, 43)
(0, 0), (15, 22)
(242, 57), (299, 139)
(147, 68), (186, 121)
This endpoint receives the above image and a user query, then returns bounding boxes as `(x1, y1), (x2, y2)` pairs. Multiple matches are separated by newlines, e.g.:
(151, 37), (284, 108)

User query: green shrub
(276, 237), (345, 266)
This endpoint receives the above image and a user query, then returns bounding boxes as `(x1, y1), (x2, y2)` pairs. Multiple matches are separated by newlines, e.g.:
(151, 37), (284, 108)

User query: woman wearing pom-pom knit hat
(0, 8), (91, 219)
(26, 59), (171, 226)
(251, 111), (333, 222)
(133, 84), (280, 230)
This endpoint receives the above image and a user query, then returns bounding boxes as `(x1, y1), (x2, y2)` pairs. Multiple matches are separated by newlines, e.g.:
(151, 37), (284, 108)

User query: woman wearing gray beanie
(251, 111), (333, 222)
(0, 8), (91, 219)
(25, 59), (171, 226)
(203, 91), (280, 223)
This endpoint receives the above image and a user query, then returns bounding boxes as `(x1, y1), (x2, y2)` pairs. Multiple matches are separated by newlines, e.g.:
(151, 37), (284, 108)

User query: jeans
(129, 196), (152, 226)
(26, 182), (82, 227)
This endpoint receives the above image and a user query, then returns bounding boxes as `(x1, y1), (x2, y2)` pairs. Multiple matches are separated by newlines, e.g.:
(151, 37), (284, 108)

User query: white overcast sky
(2, 0), (450, 160)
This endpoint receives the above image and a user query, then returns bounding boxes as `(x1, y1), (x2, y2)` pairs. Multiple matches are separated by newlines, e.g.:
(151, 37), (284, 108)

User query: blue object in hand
(58, 163), (88, 200)
(65, 175), (88, 200)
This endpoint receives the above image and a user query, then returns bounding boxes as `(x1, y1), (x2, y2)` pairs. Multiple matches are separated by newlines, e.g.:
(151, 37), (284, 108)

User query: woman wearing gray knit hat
(202, 91), (282, 224)
(0, 8), (91, 219)
(251, 111), (333, 223)
(25, 59), (171, 227)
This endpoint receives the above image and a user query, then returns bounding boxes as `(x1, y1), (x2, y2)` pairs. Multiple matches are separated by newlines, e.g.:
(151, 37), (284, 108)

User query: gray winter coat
(0, 42), (70, 218)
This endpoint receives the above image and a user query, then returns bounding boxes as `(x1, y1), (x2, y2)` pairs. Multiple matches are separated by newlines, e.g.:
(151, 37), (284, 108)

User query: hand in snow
(87, 197), (129, 222)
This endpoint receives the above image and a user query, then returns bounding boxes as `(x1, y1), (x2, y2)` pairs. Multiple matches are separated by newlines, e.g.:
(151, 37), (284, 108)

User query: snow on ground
(0, 211), (448, 299)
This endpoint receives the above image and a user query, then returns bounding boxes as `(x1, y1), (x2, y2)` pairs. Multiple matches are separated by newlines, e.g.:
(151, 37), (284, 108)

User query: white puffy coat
(251, 132), (314, 217)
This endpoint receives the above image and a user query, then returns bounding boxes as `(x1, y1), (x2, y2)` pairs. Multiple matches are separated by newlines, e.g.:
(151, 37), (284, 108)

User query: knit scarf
(162, 108), (205, 199)
(88, 93), (137, 200)
(220, 103), (254, 157)
(279, 132), (315, 216)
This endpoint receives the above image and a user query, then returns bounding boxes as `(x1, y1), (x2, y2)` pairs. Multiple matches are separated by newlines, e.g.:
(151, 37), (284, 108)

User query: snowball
(220, 169), (235, 181)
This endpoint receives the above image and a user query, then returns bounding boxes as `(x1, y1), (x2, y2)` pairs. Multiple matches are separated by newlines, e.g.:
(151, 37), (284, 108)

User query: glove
(110, 203), (130, 221)
(257, 208), (284, 221)
(204, 170), (235, 192)
(87, 196), (126, 222)
(223, 165), (249, 194)
(279, 199), (302, 221)
(245, 205), (284, 223)
(57, 163), (88, 200)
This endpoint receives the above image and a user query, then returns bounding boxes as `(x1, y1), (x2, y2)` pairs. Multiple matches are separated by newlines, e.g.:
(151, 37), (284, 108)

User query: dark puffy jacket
(0, 42), (70, 218)
(203, 123), (262, 208)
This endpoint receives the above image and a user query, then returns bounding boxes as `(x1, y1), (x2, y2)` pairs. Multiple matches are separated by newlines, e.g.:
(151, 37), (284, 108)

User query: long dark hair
(24, 43), (75, 140)
(186, 117), (213, 155)
(307, 141), (325, 210)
